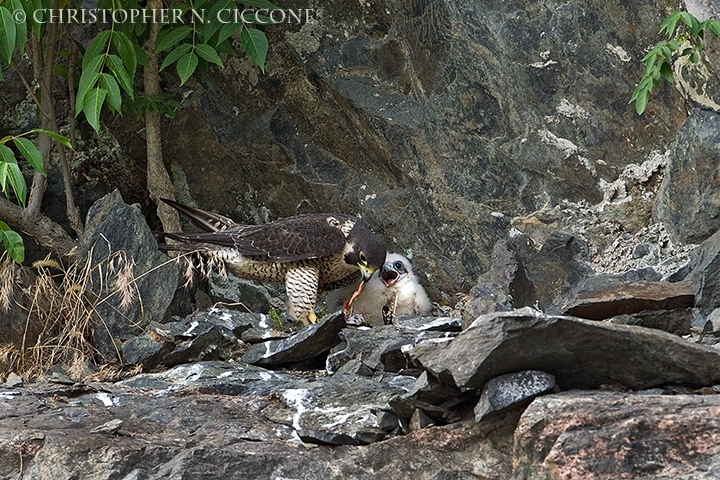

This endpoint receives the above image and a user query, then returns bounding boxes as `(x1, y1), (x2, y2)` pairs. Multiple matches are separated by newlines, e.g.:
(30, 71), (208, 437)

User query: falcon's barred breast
(159, 199), (387, 324)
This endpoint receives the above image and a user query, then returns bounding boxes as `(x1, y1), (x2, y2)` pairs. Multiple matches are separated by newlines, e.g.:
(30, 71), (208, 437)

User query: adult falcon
(159, 199), (387, 324)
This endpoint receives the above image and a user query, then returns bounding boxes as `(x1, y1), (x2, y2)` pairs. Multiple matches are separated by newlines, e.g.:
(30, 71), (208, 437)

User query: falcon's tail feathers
(160, 198), (237, 232)
(157, 231), (237, 250)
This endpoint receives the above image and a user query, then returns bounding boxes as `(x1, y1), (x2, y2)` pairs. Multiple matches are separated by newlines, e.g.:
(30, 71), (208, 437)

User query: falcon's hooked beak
(359, 264), (376, 283)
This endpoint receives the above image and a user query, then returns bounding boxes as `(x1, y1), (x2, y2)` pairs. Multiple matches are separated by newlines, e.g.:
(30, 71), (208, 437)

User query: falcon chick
(159, 199), (386, 325)
(329, 253), (432, 325)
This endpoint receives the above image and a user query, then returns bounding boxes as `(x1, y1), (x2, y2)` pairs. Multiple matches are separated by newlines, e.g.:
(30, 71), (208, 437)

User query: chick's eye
(359, 251), (367, 263)
(394, 261), (403, 270)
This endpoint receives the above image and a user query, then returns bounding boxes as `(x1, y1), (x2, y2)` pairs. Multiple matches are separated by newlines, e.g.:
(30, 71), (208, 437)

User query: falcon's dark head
(344, 220), (387, 283)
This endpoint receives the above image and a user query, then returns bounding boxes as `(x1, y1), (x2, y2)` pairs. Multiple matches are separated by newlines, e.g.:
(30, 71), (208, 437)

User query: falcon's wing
(166, 213), (352, 263)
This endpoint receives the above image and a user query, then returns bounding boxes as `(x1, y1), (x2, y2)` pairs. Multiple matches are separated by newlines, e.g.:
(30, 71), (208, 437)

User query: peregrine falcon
(159, 199), (387, 324)
(328, 253), (432, 325)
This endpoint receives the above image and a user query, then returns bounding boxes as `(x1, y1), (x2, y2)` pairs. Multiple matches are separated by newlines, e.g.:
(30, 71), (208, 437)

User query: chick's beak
(359, 264), (376, 283)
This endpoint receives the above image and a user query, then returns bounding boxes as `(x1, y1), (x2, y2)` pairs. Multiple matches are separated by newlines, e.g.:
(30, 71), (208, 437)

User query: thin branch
(10, 63), (50, 120)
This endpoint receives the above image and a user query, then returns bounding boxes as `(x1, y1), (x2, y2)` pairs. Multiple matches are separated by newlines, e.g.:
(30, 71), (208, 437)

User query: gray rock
(408, 307), (720, 390)
(606, 308), (693, 336)
(242, 312), (345, 367)
(395, 317), (463, 333)
(208, 272), (282, 313)
(514, 391), (720, 480)
(120, 322), (174, 367)
(563, 281), (695, 320)
(462, 240), (533, 328)
(81, 190), (180, 361)
(158, 0), (686, 301)
(2, 369), (516, 479)
(656, 109), (720, 244)
(517, 232), (595, 314)
(4, 372), (22, 388)
(669, 228), (720, 312)
(326, 325), (451, 374)
(474, 370), (556, 422)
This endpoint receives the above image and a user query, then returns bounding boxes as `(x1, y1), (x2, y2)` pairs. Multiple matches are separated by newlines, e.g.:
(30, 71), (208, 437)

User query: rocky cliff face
(150, 0), (688, 300)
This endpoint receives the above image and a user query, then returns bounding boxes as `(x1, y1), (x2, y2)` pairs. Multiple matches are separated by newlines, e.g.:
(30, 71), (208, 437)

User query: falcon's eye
(358, 251), (367, 263)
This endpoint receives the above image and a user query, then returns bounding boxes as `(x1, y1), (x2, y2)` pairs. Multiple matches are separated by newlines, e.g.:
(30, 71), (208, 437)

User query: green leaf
(134, 43), (149, 67)
(0, 221), (24, 263)
(12, 137), (45, 176)
(160, 43), (191, 71)
(82, 87), (108, 132)
(112, 30), (137, 80)
(100, 73), (122, 113)
(241, 27), (268, 72)
(31, 128), (73, 150)
(23, 0), (43, 39)
(194, 43), (223, 67)
(156, 25), (191, 53)
(176, 51), (198, 85)
(0, 144), (16, 165)
(12, 0), (26, 56)
(75, 54), (104, 115)
(706, 19), (720, 37)
(217, 21), (242, 45)
(82, 30), (111, 70)
(8, 161), (25, 207)
(0, 6), (16, 64)
(106, 54), (133, 97)
(659, 11), (682, 38)
(204, 0), (234, 40)
(659, 61), (673, 83)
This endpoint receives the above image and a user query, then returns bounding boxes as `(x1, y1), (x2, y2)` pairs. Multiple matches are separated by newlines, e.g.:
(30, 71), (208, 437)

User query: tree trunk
(143, 0), (181, 234)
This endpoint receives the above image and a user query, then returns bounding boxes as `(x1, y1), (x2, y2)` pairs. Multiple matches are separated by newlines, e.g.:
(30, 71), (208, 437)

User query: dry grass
(0, 246), (193, 384)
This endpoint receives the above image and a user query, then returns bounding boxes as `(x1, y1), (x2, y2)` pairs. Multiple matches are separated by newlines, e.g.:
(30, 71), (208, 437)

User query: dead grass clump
(0, 246), (172, 384)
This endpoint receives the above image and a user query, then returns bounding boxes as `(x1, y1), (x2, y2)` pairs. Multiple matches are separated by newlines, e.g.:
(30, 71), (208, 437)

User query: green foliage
(631, 11), (720, 115)
(0, 130), (71, 262)
(0, 0), (277, 130)
(0, 220), (23, 263)
(0, 0), (281, 262)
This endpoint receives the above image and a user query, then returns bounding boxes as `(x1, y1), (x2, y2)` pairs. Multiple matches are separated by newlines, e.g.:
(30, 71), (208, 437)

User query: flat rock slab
(121, 361), (415, 444)
(0, 367), (515, 480)
(242, 312), (346, 367)
(563, 281), (695, 320)
(408, 307), (720, 390)
(513, 391), (720, 480)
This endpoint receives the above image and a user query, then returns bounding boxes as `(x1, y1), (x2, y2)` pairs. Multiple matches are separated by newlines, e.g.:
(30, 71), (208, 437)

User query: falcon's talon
(158, 199), (386, 325)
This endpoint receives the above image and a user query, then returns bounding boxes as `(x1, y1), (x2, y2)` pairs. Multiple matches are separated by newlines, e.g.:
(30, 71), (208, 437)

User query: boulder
(513, 391), (720, 480)
(81, 190), (180, 361)
(669, 228), (720, 312)
(656, 109), (720, 244)
(408, 307), (720, 390)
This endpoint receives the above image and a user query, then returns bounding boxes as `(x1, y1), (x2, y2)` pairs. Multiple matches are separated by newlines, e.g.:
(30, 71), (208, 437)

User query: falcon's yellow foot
(307, 311), (318, 324)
